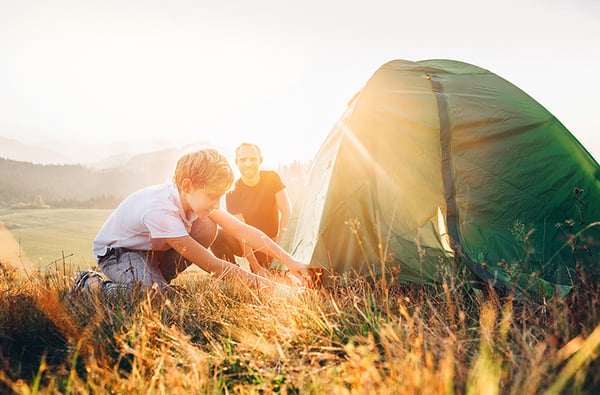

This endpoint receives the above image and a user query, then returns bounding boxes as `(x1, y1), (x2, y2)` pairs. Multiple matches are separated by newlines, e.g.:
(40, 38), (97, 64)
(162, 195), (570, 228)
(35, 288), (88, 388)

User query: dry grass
(0, 260), (599, 394)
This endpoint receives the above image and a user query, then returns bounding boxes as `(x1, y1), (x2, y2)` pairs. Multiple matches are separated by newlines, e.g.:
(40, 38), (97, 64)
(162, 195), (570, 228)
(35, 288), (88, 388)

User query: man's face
(235, 145), (262, 179)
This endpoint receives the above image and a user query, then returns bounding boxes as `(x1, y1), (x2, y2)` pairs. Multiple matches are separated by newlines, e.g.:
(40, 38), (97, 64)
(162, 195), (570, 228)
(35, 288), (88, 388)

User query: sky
(1, 0), (599, 167)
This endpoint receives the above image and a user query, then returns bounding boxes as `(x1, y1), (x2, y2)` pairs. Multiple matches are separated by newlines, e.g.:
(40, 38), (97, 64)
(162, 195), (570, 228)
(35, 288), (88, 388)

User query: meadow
(0, 208), (600, 394)
(0, 208), (111, 271)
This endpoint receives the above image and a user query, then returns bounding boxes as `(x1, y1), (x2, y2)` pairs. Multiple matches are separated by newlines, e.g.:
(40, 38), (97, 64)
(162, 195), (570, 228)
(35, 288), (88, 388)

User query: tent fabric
(283, 59), (600, 295)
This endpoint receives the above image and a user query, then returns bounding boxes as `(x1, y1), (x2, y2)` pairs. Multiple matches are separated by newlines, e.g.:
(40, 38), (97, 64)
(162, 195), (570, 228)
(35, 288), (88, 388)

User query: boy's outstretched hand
(279, 255), (309, 286)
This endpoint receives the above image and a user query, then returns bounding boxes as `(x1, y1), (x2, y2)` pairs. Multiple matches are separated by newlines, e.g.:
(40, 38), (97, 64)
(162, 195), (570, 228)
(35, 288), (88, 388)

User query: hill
(0, 137), (72, 165)
(0, 150), (310, 209)
(0, 149), (179, 208)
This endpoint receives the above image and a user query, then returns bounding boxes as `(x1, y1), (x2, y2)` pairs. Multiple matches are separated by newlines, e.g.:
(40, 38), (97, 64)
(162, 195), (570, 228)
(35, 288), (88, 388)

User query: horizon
(1, 0), (600, 166)
(0, 134), (306, 170)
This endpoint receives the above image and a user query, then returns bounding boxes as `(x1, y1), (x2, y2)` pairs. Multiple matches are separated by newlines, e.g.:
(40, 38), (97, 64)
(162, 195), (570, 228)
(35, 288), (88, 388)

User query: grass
(0, 260), (599, 394)
(1, 208), (600, 393)
(0, 208), (110, 270)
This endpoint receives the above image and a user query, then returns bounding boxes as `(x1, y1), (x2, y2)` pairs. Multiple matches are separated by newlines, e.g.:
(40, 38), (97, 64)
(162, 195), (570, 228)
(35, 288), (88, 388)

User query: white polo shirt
(92, 183), (197, 259)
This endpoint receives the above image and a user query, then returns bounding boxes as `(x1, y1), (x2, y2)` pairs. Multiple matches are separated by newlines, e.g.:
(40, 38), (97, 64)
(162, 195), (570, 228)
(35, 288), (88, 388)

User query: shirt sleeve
(142, 209), (189, 239)
(270, 171), (286, 193)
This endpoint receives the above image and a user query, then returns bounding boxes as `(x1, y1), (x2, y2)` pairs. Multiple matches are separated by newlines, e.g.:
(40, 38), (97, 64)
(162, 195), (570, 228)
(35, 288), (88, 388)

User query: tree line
(0, 158), (172, 209)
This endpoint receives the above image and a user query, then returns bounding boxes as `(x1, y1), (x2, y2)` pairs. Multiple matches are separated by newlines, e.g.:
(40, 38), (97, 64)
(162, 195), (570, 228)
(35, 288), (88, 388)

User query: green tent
(283, 59), (600, 295)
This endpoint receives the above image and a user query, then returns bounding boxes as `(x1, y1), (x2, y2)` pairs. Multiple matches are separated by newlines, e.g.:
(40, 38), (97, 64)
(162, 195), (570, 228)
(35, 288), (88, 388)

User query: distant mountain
(117, 147), (184, 185)
(0, 137), (73, 165)
(40, 138), (178, 167)
(0, 135), (215, 169)
(0, 142), (217, 208)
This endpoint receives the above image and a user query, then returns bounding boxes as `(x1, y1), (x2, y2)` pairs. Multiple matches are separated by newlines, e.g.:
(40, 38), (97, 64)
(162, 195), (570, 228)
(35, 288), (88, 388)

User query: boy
(74, 147), (307, 293)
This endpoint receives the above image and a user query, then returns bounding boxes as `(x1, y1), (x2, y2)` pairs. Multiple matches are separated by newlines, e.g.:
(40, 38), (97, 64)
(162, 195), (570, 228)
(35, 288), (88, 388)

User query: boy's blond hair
(173, 148), (234, 191)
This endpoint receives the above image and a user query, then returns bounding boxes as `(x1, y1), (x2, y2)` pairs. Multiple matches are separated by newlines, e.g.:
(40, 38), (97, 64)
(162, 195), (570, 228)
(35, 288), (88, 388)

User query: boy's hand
(280, 256), (309, 285)
(281, 256), (309, 274)
(286, 271), (308, 287)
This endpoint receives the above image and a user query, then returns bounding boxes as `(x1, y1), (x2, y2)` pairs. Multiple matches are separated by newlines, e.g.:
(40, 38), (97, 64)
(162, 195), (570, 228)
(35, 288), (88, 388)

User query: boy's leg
(72, 269), (107, 293)
(190, 217), (219, 247)
(99, 248), (169, 290)
(157, 217), (219, 282)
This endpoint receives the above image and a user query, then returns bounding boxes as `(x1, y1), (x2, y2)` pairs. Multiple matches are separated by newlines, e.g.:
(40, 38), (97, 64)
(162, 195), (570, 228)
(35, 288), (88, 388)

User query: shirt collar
(169, 182), (198, 227)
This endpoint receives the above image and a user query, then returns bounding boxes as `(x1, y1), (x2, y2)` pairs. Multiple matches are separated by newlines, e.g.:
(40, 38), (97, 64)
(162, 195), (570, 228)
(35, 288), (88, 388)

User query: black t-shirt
(226, 170), (285, 238)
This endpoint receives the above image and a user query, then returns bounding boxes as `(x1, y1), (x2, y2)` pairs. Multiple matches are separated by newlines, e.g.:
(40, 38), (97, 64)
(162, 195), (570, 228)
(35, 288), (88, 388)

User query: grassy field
(0, 208), (111, 271)
(1, 208), (600, 393)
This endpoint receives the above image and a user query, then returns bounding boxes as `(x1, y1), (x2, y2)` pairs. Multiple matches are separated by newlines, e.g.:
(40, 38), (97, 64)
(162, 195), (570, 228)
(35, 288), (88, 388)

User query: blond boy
(74, 148), (307, 292)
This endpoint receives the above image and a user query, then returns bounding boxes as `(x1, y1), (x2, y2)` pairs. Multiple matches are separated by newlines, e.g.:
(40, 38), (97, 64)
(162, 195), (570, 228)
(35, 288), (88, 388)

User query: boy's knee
(190, 218), (218, 248)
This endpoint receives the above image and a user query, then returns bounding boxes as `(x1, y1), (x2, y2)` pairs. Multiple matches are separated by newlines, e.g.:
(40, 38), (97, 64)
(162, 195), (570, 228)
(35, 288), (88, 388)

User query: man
(211, 142), (292, 275)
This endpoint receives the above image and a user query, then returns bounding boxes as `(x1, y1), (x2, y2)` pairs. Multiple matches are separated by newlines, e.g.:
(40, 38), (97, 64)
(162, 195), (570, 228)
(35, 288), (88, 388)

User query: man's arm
(275, 188), (292, 243)
(209, 208), (308, 279)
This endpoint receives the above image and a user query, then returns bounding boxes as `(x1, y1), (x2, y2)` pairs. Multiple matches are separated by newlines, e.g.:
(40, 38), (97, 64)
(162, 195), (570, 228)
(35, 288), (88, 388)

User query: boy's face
(235, 145), (262, 179)
(184, 184), (225, 218)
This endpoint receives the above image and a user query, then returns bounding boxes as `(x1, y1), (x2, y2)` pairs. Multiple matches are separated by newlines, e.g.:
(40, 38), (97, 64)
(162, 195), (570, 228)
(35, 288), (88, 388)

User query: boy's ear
(181, 178), (193, 193)
(260, 156), (264, 165)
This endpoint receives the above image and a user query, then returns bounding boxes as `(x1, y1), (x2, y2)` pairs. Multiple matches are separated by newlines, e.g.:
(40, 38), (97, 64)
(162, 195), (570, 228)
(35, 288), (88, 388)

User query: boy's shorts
(97, 217), (217, 290)
(98, 247), (191, 290)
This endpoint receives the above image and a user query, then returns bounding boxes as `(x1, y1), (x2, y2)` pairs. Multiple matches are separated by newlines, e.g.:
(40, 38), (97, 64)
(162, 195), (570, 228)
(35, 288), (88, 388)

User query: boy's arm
(209, 208), (308, 279)
(165, 235), (273, 287)
(275, 188), (292, 243)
